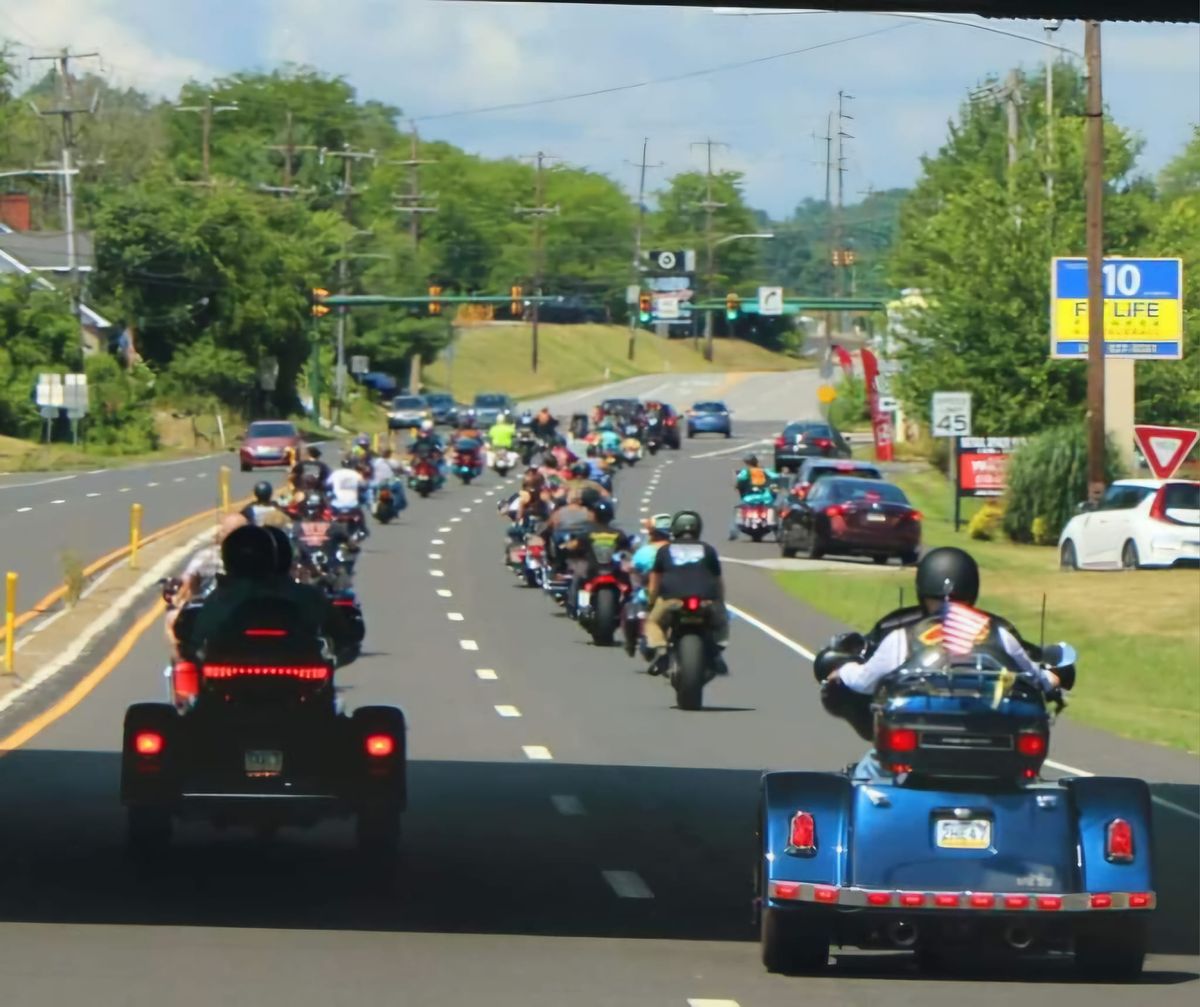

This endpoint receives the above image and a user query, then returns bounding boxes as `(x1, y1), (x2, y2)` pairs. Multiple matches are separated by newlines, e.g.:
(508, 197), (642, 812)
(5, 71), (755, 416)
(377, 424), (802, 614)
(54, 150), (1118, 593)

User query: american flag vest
(905, 606), (1007, 664)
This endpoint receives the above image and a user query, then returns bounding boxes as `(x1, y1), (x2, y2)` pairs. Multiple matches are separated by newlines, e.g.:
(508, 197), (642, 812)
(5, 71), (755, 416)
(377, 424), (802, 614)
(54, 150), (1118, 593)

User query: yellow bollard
(372, 432), (380, 453)
(4, 571), (16, 676)
(130, 503), (144, 570)
(219, 465), (231, 515)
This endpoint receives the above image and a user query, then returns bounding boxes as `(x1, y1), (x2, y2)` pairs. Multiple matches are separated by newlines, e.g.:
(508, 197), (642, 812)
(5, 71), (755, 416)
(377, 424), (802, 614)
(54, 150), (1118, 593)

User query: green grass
(423, 323), (807, 402)
(0, 434), (209, 473)
(774, 465), (1200, 752)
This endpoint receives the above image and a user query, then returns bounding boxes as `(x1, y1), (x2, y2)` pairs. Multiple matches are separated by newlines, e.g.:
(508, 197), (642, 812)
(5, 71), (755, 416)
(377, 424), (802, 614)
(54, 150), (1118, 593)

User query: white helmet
(420, 419), (435, 433)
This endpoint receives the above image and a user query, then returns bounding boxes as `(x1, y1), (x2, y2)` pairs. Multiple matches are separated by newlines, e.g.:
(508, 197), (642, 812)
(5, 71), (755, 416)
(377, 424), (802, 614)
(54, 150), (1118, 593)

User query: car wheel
(240, 462), (251, 473)
(872, 554), (889, 565)
(807, 533), (824, 561)
(1120, 539), (1140, 570)
(724, 429), (731, 439)
(781, 541), (797, 559)
(1060, 540), (1079, 571)
(687, 428), (694, 439)
(900, 549), (920, 566)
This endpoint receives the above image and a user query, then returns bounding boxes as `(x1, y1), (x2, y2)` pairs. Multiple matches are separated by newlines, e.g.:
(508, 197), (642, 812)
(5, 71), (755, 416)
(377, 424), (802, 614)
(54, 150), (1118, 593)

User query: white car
(1058, 479), (1200, 570)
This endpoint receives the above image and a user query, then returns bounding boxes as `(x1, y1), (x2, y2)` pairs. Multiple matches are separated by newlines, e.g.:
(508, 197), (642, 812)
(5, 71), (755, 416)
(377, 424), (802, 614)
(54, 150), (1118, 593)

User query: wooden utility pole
(834, 91), (854, 337)
(691, 138), (728, 361)
(261, 109), (318, 195)
(516, 151), (559, 373)
(174, 95), (239, 182)
(392, 122), (439, 248)
(626, 137), (661, 361)
(1084, 21), (1106, 501)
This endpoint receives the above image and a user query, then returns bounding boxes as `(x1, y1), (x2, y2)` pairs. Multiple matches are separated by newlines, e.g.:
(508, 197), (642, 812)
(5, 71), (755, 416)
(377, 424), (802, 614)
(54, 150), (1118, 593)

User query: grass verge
(774, 465), (1200, 752)
(424, 323), (807, 402)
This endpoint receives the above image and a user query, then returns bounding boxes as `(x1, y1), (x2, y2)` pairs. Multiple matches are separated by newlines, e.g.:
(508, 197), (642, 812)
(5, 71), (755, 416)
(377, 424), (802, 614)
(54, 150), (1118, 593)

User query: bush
(83, 355), (159, 454)
(828, 376), (869, 430)
(1002, 424), (1122, 543)
(967, 500), (1004, 541)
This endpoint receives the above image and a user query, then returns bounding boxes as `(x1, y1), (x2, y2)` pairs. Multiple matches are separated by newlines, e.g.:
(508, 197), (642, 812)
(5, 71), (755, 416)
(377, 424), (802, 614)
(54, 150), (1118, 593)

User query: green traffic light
(725, 309), (738, 321)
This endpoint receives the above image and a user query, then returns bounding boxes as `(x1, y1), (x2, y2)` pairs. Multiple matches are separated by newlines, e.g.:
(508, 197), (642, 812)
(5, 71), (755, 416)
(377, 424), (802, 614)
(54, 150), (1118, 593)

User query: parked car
(686, 401), (732, 438)
(424, 392), (460, 426)
(1058, 479), (1200, 570)
(773, 419), (852, 471)
(239, 420), (303, 472)
(387, 394), (432, 430)
(779, 476), (921, 564)
(473, 392), (516, 427)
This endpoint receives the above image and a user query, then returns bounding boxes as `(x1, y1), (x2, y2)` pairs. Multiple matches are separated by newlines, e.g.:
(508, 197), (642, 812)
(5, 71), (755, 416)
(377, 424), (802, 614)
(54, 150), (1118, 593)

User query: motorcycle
(619, 437), (643, 468)
(453, 441), (484, 485)
(409, 457), (440, 498)
(489, 447), (521, 477)
(575, 560), (630, 647)
(734, 500), (779, 543)
(517, 429), (540, 466)
(661, 598), (724, 710)
(332, 502), (369, 543)
(643, 420), (663, 456)
(373, 478), (404, 524)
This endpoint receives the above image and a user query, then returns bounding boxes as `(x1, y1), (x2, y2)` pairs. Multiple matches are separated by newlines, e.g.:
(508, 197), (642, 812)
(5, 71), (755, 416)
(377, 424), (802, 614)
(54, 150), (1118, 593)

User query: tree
(0, 276), (77, 436)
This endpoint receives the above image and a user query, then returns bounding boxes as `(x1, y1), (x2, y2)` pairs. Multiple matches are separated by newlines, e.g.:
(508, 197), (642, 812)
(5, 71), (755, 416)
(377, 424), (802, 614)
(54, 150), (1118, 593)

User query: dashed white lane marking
(494, 704), (522, 718)
(687, 1000), (740, 1007)
(475, 668), (498, 680)
(447, 612), (465, 622)
(460, 507), (471, 513)
(86, 492), (101, 498)
(87, 468), (106, 475)
(551, 794), (585, 816)
(436, 590), (453, 600)
(473, 498), (483, 504)
(431, 538), (445, 545)
(451, 517), (462, 523)
(429, 569), (445, 577)
(485, 491), (495, 496)
(522, 745), (553, 760)
(51, 499), (66, 505)
(196, 472), (208, 478)
(438, 526), (452, 532)
(459, 639), (479, 651)
(16, 506), (31, 513)
(147, 482), (159, 487)
(639, 506), (649, 513)
(602, 870), (654, 899)
(173, 477), (186, 483)
(119, 487), (130, 493)
(429, 553), (443, 560)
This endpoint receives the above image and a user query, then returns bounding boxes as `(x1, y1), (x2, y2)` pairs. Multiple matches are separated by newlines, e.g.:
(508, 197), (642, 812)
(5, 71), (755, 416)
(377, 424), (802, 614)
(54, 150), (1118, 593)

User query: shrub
(1002, 424), (1122, 543)
(828, 376), (869, 430)
(83, 355), (159, 454)
(967, 500), (1004, 541)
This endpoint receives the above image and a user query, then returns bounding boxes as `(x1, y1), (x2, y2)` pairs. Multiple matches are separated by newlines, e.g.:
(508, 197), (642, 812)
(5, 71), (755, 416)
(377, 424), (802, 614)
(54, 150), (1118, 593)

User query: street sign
(878, 396), (898, 412)
(63, 373), (88, 414)
(350, 355), (369, 375)
(758, 286), (784, 316)
(817, 384), (837, 405)
(1051, 257), (1183, 360)
(656, 296), (680, 320)
(932, 391), (972, 438)
(36, 373), (63, 408)
(1133, 424), (1199, 480)
(646, 249), (695, 273)
(625, 284), (639, 305)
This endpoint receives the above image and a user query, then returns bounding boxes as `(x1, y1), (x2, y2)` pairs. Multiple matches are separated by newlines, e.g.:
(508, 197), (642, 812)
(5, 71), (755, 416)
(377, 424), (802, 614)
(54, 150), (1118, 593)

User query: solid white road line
(602, 870), (654, 899)
(687, 1000), (740, 1007)
(522, 745), (553, 760)
(447, 612), (465, 622)
(732, 600), (1200, 823)
(436, 589), (453, 598)
(0, 474), (76, 491)
(494, 705), (522, 718)
(691, 438), (770, 460)
(551, 794), (585, 816)
(459, 639), (479, 651)
(475, 668), (498, 680)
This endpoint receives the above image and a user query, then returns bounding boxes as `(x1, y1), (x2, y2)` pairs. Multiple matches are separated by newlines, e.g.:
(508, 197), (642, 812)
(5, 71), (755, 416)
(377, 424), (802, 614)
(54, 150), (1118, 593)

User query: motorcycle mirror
(1044, 642), (1077, 668)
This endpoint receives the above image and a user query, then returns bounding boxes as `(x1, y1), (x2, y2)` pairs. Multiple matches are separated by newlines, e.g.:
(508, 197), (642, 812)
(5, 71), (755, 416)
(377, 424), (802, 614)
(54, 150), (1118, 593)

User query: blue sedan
(686, 401), (732, 438)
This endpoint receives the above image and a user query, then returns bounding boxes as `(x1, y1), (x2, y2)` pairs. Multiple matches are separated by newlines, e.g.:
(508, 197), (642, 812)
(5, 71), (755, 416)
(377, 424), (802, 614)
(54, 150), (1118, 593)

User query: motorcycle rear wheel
(590, 589), (619, 646)
(673, 633), (706, 711)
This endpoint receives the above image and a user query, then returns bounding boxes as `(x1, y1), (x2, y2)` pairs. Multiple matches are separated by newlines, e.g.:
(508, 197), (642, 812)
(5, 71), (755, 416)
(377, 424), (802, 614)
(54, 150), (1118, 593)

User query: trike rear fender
(760, 771), (851, 889)
(1066, 776), (1155, 896)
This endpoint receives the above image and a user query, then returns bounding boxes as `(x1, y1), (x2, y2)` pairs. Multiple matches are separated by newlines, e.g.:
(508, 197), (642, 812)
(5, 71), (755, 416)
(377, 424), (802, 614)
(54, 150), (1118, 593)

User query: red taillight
(1128, 893), (1151, 908)
(899, 893), (925, 907)
(134, 731), (164, 756)
(203, 664), (330, 681)
(333, 598), (357, 608)
(1036, 896), (1062, 911)
(173, 660), (199, 702)
(684, 596), (702, 612)
(879, 726), (918, 752)
(969, 893), (996, 909)
(1004, 895), (1030, 910)
(813, 885), (839, 904)
(775, 436), (786, 448)
(1106, 818), (1134, 862)
(788, 811), (816, 852)
(935, 893), (960, 908)
(365, 734), (395, 758)
(824, 504), (846, 518)
(772, 881), (801, 900)
(665, 416), (676, 426)
(244, 628), (287, 638)
(1148, 485), (1170, 523)
(813, 437), (832, 449)
(867, 892), (892, 906)
(909, 510), (923, 522)
(1090, 893), (1113, 909)
(1016, 731), (1047, 757)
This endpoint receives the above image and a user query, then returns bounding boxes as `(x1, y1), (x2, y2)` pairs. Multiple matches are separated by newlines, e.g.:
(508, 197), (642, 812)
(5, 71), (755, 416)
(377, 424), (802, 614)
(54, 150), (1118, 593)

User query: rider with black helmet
(241, 480), (289, 528)
(564, 496), (633, 617)
(817, 547), (1065, 738)
(644, 510), (729, 674)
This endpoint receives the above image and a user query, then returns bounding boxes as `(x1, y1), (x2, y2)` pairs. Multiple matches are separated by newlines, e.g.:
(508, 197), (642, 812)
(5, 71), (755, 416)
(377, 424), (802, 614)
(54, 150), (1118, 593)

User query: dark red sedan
(778, 476), (921, 564)
(239, 420), (303, 472)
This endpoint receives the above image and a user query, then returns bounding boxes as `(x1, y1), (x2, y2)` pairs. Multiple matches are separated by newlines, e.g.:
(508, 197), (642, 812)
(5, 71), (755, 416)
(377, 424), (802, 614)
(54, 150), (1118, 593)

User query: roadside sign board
(878, 396), (898, 412)
(758, 286), (784, 316)
(36, 373), (63, 408)
(1050, 257), (1183, 360)
(1133, 424), (1199, 480)
(932, 391), (972, 438)
(648, 276), (692, 325)
(957, 436), (1027, 498)
(646, 249), (696, 274)
(655, 296), (680, 320)
(350, 355), (370, 375)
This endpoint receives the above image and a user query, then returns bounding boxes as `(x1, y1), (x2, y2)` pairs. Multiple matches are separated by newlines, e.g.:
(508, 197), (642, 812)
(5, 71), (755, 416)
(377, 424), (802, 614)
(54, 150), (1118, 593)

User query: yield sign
(1133, 424), (1199, 480)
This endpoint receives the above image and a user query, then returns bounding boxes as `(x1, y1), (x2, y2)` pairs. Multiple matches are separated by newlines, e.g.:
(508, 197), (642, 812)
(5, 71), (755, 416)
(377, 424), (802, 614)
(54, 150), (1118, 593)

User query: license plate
(577, 590), (591, 608)
(866, 513), (887, 523)
(245, 750), (283, 776)
(935, 818), (991, 849)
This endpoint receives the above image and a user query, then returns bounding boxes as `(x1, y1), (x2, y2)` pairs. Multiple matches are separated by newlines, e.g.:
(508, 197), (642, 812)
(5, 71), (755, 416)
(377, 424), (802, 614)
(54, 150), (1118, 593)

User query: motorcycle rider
(595, 418), (622, 457)
(409, 419), (446, 481)
(568, 460), (611, 501)
(730, 453), (780, 538)
(488, 411), (517, 451)
(531, 407), (558, 444)
(564, 497), (633, 617)
(290, 446), (332, 497)
(290, 490), (357, 585)
(241, 481), (290, 529)
(644, 511), (730, 675)
(817, 547), (1068, 740)
(368, 447), (407, 514)
(165, 512), (248, 656)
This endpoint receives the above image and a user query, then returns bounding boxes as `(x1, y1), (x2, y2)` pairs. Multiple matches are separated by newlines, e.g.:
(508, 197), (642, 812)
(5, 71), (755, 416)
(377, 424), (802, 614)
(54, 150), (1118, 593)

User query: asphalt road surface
(0, 372), (1195, 1007)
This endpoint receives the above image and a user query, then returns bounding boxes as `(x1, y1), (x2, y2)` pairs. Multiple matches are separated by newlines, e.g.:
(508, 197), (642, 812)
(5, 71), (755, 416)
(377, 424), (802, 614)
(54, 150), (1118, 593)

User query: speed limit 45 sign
(932, 391), (972, 438)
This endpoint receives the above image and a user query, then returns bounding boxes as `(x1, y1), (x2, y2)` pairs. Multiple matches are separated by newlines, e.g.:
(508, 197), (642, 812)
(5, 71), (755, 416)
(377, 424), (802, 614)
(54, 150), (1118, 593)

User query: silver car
(388, 394), (431, 430)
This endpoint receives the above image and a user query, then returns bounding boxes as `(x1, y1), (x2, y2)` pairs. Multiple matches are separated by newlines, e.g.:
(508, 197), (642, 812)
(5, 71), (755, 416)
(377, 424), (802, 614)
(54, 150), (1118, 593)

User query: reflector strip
(765, 885), (1156, 911)
(203, 664), (330, 681)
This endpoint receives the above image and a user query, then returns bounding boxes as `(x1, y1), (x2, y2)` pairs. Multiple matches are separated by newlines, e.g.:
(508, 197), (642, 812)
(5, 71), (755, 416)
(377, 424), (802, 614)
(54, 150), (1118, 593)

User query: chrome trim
(180, 792), (339, 801)
(767, 881), (1156, 912)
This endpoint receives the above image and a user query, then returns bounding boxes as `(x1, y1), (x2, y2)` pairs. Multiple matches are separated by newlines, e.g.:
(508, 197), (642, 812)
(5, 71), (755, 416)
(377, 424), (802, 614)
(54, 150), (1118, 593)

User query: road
(0, 372), (1194, 1007)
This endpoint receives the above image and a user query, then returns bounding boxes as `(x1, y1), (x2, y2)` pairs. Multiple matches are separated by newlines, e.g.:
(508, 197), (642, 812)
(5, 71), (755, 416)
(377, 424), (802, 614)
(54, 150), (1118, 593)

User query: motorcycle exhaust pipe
(886, 920), (918, 949)
(1003, 925), (1034, 951)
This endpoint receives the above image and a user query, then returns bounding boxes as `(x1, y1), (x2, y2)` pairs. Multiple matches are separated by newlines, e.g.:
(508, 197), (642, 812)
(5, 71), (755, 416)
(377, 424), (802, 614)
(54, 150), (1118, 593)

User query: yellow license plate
(936, 818), (991, 849)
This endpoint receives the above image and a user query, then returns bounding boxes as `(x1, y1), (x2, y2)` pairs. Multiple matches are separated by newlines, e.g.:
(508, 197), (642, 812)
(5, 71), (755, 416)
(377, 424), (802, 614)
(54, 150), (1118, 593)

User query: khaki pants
(644, 597), (729, 650)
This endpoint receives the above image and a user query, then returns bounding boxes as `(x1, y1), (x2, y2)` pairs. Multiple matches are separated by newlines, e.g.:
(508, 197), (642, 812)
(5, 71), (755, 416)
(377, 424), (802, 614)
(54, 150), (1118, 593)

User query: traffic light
(725, 292), (741, 321)
(638, 292), (652, 324)
(310, 288), (331, 317)
(429, 285), (443, 316)
(510, 285), (523, 316)
(831, 249), (856, 267)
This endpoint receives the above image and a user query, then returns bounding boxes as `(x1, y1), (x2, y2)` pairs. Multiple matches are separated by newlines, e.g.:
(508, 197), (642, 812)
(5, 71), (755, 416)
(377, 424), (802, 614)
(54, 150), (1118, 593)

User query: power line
(515, 151), (560, 374)
(626, 137), (663, 361)
(173, 95), (239, 183)
(391, 121), (439, 249)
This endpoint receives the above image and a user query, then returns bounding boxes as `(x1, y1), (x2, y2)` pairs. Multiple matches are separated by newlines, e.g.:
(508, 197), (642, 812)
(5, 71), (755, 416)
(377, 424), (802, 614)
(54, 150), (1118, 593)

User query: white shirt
(182, 545), (221, 585)
(836, 625), (1052, 694)
(370, 457), (394, 484)
(327, 467), (365, 508)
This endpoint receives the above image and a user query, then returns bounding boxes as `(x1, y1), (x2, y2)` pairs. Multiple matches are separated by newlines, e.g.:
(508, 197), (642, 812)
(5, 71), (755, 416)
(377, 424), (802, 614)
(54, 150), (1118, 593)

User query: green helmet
(670, 510), (703, 541)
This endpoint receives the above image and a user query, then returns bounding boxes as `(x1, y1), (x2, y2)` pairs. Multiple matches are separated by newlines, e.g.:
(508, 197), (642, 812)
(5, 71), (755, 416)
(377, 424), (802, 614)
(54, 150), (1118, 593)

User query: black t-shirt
(292, 460), (331, 490)
(652, 540), (722, 600)
(579, 524), (632, 567)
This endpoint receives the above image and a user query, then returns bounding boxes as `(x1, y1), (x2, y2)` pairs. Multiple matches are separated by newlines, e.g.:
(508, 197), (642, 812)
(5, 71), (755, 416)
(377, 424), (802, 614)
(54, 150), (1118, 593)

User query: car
(600, 398), (643, 424)
(686, 401), (732, 438)
(773, 420), (852, 471)
(642, 402), (681, 449)
(784, 459), (883, 509)
(778, 475), (920, 563)
(1058, 478), (1199, 570)
(473, 392), (516, 427)
(423, 392), (460, 427)
(387, 394), (432, 430)
(239, 420), (303, 472)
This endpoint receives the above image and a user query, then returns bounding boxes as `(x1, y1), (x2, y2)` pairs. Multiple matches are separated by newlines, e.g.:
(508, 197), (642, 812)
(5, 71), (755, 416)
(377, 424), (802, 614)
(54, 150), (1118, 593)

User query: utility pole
(1004, 69), (1022, 186)
(322, 144), (376, 422)
(516, 151), (559, 373)
(174, 95), (239, 182)
(1044, 20), (1061, 202)
(261, 108), (318, 195)
(29, 47), (100, 361)
(834, 91), (854, 338)
(1084, 21), (1106, 501)
(626, 138), (662, 361)
(392, 121), (439, 248)
(691, 138), (729, 362)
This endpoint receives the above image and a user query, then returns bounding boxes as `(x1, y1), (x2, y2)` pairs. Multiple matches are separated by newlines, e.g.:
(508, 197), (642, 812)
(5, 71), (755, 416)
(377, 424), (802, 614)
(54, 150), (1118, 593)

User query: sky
(4, 1), (1197, 217)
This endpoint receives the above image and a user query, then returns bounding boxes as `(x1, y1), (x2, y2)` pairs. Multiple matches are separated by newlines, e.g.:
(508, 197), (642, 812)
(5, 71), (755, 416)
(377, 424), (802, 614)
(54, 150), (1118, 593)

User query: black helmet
(306, 446), (321, 460)
(571, 461), (590, 479)
(744, 454), (759, 467)
(670, 510), (703, 541)
(579, 487), (602, 510)
(301, 492), (326, 518)
(591, 498), (615, 525)
(221, 525), (277, 580)
(263, 526), (294, 575)
(253, 480), (273, 503)
(915, 547), (979, 604)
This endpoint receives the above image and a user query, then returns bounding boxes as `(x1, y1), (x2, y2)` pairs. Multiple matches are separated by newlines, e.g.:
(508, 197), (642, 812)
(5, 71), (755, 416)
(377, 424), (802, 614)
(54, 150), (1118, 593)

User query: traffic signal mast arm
(317, 293), (569, 307)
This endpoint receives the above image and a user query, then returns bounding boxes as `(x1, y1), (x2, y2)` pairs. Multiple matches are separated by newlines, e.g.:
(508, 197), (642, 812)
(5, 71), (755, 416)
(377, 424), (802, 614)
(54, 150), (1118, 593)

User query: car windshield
(693, 402), (725, 413)
(246, 422), (296, 438)
(828, 479), (909, 505)
(474, 395), (508, 408)
(392, 397), (425, 409)
(426, 394), (453, 406)
(809, 464), (880, 483)
(785, 422), (833, 439)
